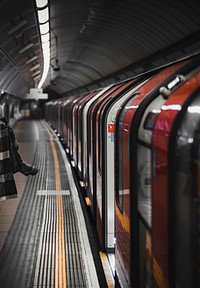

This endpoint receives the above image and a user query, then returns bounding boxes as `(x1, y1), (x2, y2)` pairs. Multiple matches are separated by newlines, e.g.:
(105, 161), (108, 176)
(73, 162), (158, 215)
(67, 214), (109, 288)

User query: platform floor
(0, 120), (108, 288)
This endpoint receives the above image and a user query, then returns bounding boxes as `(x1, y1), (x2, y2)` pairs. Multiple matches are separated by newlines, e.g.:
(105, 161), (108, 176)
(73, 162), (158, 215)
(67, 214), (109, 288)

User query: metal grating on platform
(0, 150), (46, 288)
(0, 121), (90, 287)
(63, 195), (87, 285)
(37, 190), (70, 196)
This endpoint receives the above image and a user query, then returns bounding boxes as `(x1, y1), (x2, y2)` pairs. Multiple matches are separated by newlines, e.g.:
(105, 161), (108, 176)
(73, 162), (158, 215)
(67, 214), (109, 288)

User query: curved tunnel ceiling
(0, 0), (200, 99)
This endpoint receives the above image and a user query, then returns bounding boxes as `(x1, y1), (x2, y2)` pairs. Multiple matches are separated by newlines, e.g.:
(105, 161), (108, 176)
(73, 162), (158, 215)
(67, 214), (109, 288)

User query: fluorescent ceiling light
(32, 70), (41, 77)
(36, 0), (48, 8)
(41, 33), (49, 43)
(35, 0), (50, 88)
(19, 43), (33, 54)
(30, 64), (40, 71)
(26, 56), (38, 64)
(42, 41), (50, 52)
(33, 75), (41, 81)
(38, 7), (49, 23)
(8, 19), (27, 35)
(38, 64), (49, 87)
(39, 22), (49, 34)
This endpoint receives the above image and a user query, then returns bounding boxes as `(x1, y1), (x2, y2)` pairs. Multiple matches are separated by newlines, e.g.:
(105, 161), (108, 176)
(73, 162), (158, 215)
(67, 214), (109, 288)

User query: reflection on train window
(98, 111), (103, 175)
(172, 96), (200, 288)
(116, 98), (133, 211)
(137, 144), (152, 228)
(117, 117), (124, 210)
(143, 111), (159, 131)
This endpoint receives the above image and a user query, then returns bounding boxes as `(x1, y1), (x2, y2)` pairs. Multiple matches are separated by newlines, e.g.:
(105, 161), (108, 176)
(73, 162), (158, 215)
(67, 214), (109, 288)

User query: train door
(87, 84), (120, 217)
(96, 78), (148, 252)
(60, 97), (72, 142)
(52, 100), (59, 130)
(168, 88), (200, 287)
(77, 91), (97, 179)
(115, 96), (136, 287)
(57, 100), (62, 137)
(72, 93), (90, 166)
(68, 97), (80, 158)
(82, 86), (112, 188)
(136, 94), (168, 287)
(95, 78), (138, 251)
(62, 96), (75, 148)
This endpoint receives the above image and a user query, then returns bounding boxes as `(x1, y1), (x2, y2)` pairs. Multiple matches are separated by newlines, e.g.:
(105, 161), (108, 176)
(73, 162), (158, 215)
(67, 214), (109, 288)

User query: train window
(171, 95), (200, 288)
(137, 144), (152, 227)
(116, 97), (134, 211)
(143, 111), (159, 131)
(117, 117), (124, 210)
(98, 111), (104, 175)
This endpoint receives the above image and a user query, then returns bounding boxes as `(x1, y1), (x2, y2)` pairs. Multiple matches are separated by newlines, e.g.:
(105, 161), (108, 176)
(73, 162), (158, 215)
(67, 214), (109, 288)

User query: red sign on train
(108, 123), (114, 132)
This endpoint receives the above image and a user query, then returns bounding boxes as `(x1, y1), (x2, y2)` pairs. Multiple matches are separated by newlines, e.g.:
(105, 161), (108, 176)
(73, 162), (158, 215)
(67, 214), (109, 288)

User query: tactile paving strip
(0, 121), (88, 287)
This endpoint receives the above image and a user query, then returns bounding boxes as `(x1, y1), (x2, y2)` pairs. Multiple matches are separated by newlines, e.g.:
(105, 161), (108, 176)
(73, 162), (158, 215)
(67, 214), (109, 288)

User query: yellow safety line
(99, 252), (115, 288)
(41, 120), (67, 288)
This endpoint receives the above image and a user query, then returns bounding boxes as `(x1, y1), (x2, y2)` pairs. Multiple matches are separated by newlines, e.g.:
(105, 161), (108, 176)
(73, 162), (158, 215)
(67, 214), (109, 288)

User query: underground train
(45, 54), (200, 287)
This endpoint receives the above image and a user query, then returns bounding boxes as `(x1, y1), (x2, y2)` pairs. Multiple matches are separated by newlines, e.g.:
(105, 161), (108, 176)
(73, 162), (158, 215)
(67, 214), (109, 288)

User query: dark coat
(0, 119), (17, 200)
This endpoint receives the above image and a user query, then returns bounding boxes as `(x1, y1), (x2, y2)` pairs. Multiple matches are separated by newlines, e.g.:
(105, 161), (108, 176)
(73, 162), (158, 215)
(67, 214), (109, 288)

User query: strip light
(38, 7), (49, 23)
(32, 70), (41, 77)
(35, 0), (50, 88)
(36, 0), (47, 8)
(26, 56), (38, 64)
(8, 19), (27, 36)
(19, 43), (33, 54)
(30, 64), (40, 71)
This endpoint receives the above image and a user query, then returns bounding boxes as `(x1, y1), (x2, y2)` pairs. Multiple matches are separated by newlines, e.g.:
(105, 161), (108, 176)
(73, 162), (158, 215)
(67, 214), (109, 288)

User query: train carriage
(81, 86), (112, 187)
(115, 59), (190, 287)
(152, 66), (200, 288)
(60, 96), (75, 148)
(66, 95), (84, 158)
(63, 95), (78, 152)
(94, 79), (137, 249)
(72, 92), (96, 168)
(87, 83), (122, 217)
(76, 90), (100, 180)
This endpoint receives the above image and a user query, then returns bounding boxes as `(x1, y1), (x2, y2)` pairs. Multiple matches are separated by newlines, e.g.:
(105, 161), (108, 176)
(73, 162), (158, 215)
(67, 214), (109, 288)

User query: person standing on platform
(0, 105), (39, 201)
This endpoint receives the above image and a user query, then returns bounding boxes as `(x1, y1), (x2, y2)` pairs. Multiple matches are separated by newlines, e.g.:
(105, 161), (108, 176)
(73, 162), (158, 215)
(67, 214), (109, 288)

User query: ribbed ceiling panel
(51, 0), (200, 94)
